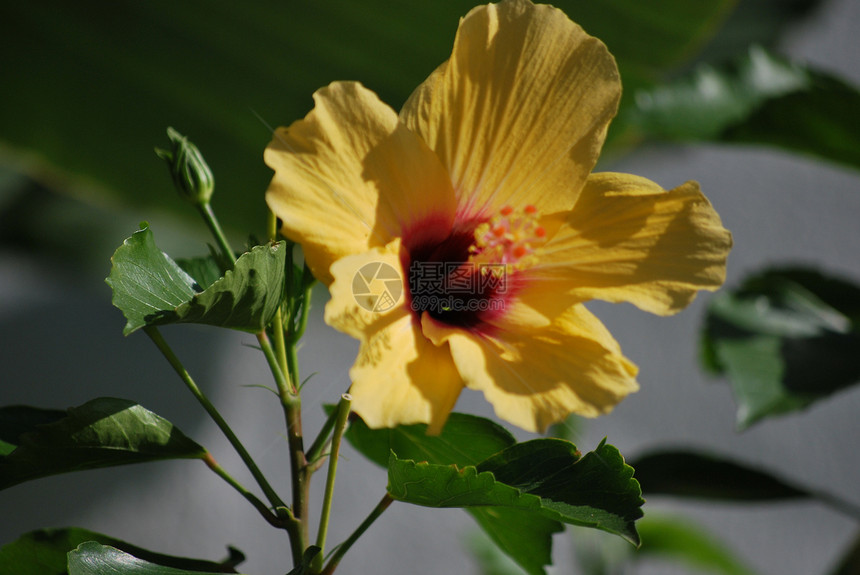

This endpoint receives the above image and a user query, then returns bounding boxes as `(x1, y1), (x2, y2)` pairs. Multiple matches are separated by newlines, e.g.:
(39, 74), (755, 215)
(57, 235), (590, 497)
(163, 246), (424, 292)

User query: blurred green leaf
(1, 0), (836, 254)
(636, 514), (759, 575)
(0, 404), (66, 458)
(548, 413), (586, 444)
(67, 542), (242, 575)
(723, 71), (860, 171)
(468, 534), (529, 575)
(0, 0), (753, 246)
(0, 398), (205, 490)
(388, 439), (643, 544)
(2, 0), (832, 264)
(0, 405), (65, 445)
(694, 0), (824, 64)
(630, 450), (808, 501)
(341, 411), (515, 469)
(0, 528), (243, 575)
(564, 512), (761, 575)
(0, 0), (481, 238)
(830, 531), (860, 575)
(106, 225), (286, 335)
(567, 0), (735, 85)
(701, 267), (860, 428)
(629, 47), (807, 139)
(0, 441), (14, 458)
(627, 48), (860, 171)
(467, 508), (563, 575)
(570, 0), (828, 154)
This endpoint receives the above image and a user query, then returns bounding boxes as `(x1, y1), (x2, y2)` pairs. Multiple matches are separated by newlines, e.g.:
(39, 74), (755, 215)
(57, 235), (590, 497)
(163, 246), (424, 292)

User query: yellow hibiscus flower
(264, 0), (732, 433)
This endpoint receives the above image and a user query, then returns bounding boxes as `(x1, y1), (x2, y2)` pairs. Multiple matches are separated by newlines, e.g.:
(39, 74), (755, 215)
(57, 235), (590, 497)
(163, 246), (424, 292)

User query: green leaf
(0, 441), (14, 457)
(0, 405), (66, 445)
(630, 450), (809, 502)
(636, 514), (759, 575)
(285, 546), (320, 575)
(0, 398), (205, 490)
(2, 0), (824, 265)
(723, 71), (860, 171)
(0, 404), (66, 458)
(627, 47), (860, 171)
(0, 0), (763, 259)
(67, 542), (243, 575)
(567, 0), (735, 81)
(0, 528), (243, 575)
(0, 1), (485, 238)
(105, 224), (196, 335)
(388, 439), (643, 545)
(176, 251), (227, 292)
(467, 528), (541, 575)
(701, 267), (860, 428)
(106, 224), (287, 335)
(694, 0), (824, 64)
(478, 439), (643, 543)
(565, 0), (737, 154)
(629, 47), (807, 140)
(339, 412), (560, 574)
(466, 508), (563, 575)
(342, 411), (516, 469)
(830, 531), (860, 575)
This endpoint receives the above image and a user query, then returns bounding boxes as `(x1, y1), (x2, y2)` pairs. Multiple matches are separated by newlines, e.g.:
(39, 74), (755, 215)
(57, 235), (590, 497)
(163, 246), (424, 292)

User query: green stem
(258, 328), (307, 563)
(319, 494), (394, 575)
(811, 488), (860, 523)
(197, 201), (310, 566)
(286, 342), (301, 395)
(266, 210), (290, 380)
(258, 330), (297, 397)
(312, 394), (352, 572)
(266, 209), (278, 243)
(197, 201), (235, 269)
(203, 452), (284, 528)
(294, 270), (314, 341)
(286, 278), (313, 393)
(262, 206), (311, 565)
(144, 326), (286, 510)
(271, 309), (289, 383)
(286, 398), (309, 561)
(306, 404), (342, 467)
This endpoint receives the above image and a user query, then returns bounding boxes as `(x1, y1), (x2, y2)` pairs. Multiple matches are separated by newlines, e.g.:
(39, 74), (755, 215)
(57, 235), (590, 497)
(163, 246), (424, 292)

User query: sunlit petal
(265, 81), (456, 284)
(325, 241), (463, 433)
(422, 299), (638, 433)
(265, 0), (731, 433)
(401, 0), (620, 218)
(531, 172), (732, 315)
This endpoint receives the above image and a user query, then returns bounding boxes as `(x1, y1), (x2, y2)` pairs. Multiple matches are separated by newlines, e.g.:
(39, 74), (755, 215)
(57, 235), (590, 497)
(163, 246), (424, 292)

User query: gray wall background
(2, 0), (859, 573)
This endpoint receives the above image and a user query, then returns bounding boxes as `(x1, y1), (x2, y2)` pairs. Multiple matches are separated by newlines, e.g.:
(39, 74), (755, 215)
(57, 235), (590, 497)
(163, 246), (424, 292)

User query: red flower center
(402, 206), (544, 329)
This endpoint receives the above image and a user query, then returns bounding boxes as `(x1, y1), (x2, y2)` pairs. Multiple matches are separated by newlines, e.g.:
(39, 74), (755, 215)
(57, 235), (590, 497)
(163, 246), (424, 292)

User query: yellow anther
(469, 205), (546, 272)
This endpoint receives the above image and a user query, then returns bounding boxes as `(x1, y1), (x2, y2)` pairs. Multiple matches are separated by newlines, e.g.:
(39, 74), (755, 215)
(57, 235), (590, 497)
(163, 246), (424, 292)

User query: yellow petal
(265, 81), (456, 285)
(421, 296), (638, 433)
(325, 241), (463, 433)
(401, 0), (620, 217)
(532, 172), (733, 315)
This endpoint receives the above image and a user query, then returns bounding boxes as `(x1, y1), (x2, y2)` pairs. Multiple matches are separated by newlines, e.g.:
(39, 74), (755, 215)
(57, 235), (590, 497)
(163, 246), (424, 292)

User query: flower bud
(155, 127), (214, 205)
